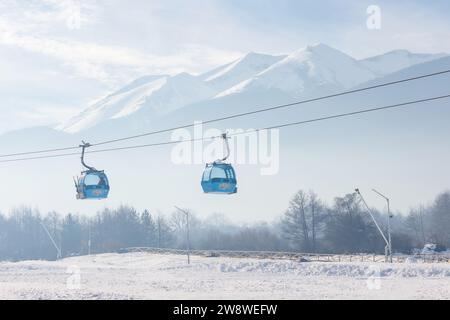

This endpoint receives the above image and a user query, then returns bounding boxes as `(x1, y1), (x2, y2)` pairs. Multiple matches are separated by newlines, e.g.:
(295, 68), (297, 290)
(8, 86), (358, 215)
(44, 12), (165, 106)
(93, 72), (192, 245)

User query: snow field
(1, 252), (450, 300)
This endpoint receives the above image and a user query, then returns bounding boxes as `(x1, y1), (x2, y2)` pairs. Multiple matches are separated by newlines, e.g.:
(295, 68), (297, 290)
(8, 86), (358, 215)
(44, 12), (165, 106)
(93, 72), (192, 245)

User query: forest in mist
(0, 190), (449, 261)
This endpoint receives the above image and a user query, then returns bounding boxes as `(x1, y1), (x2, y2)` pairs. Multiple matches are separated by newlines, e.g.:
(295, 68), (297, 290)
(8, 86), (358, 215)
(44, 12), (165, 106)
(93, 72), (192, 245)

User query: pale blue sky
(0, 0), (449, 132)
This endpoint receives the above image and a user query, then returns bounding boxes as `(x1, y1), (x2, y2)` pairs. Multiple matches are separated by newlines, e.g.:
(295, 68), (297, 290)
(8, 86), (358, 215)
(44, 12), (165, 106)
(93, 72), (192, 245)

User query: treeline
(0, 190), (449, 261)
(281, 190), (450, 254)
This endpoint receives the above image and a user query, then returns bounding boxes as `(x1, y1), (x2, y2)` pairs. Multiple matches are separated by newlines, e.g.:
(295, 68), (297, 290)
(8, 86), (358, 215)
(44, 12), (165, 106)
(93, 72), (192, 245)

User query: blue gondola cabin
(201, 162), (237, 194)
(75, 170), (110, 200)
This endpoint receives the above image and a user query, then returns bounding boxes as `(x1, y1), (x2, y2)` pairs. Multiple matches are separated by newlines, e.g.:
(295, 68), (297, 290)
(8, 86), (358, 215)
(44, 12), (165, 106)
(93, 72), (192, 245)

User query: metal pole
(40, 222), (62, 260)
(419, 205), (426, 246)
(355, 189), (390, 261)
(186, 213), (190, 265)
(372, 189), (393, 263)
(88, 223), (91, 256)
(175, 206), (190, 265)
(79, 141), (96, 171)
(158, 218), (161, 248)
(387, 199), (392, 263)
(355, 189), (389, 244)
(220, 133), (230, 162)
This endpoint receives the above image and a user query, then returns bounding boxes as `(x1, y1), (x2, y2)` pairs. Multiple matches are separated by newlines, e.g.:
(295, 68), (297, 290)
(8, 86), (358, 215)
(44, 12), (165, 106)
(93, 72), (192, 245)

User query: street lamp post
(355, 188), (392, 263)
(88, 223), (91, 256)
(174, 206), (190, 265)
(372, 189), (393, 263)
(40, 222), (62, 260)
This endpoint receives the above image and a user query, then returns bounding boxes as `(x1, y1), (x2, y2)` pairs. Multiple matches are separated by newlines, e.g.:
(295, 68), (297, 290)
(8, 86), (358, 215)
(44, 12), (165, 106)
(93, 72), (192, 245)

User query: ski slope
(1, 252), (450, 300)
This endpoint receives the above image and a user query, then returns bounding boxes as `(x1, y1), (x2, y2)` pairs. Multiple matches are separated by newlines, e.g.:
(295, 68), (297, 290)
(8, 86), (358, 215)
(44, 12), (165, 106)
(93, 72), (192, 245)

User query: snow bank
(194, 258), (450, 278)
(89, 252), (450, 279)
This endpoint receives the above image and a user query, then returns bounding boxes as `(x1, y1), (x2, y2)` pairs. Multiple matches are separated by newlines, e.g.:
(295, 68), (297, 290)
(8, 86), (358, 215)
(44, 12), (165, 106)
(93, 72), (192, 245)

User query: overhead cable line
(92, 69), (450, 147)
(1, 69), (449, 159)
(1, 93), (449, 164)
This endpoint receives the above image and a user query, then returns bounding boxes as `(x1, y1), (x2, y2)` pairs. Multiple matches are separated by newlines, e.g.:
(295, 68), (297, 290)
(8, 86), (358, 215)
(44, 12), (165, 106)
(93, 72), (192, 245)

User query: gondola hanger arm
(79, 141), (96, 171)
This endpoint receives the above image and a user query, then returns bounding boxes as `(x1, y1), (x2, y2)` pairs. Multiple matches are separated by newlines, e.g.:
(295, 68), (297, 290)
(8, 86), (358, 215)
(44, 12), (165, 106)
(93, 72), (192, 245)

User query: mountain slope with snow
(58, 73), (216, 133)
(215, 44), (377, 99)
(56, 44), (448, 134)
(201, 52), (286, 92)
(359, 50), (447, 76)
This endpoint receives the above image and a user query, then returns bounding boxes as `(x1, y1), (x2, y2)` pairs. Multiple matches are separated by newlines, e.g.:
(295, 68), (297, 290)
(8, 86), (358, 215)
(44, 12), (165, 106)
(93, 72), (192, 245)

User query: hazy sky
(0, 0), (450, 133)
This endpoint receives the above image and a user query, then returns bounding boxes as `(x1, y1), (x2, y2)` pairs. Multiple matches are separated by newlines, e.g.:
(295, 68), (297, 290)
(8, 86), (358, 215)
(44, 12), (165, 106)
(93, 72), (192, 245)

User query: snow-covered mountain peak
(171, 72), (195, 81)
(201, 51), (285, 92)
(136, 72), (215, 115)
(385, 49), (412, 55)
(57, 72), (215, 133)
(216, 44), (376, 98)
(56, 75), (168, 133)
(56, 44), (448, 133)
(113, 75), (168, 96)
(304, 43), (344, 54)
(203, 51), (283, 80)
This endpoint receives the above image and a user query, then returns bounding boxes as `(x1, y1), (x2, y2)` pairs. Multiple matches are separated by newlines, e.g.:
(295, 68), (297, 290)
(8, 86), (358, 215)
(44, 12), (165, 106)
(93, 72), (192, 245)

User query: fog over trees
(0, 190), (449, 261)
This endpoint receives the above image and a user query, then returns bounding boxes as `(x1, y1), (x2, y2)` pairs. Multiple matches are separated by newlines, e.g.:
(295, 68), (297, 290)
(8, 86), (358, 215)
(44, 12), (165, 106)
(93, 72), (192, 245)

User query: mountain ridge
(53, 44), (448, 134)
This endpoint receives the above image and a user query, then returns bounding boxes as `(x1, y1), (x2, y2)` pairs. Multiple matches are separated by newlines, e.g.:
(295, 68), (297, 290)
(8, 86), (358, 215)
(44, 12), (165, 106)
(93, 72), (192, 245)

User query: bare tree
(406, 207), (427, 247)
(309, 191), (326, 252)
(429, 192), (450, 247)
(282, 190), (324, 252)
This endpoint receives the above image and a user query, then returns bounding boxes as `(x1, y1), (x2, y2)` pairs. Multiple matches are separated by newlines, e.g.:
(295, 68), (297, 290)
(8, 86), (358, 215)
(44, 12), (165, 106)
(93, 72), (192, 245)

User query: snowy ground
(1, 252), (450, 300)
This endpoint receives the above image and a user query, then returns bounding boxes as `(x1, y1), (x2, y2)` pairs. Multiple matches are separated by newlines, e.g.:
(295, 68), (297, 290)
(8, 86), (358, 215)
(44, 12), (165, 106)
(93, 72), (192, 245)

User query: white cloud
(0, 28), (242, 83)
(0, 1), (243, 133)
(0, 0), (98, 31)
(0, 1), (242, 85)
